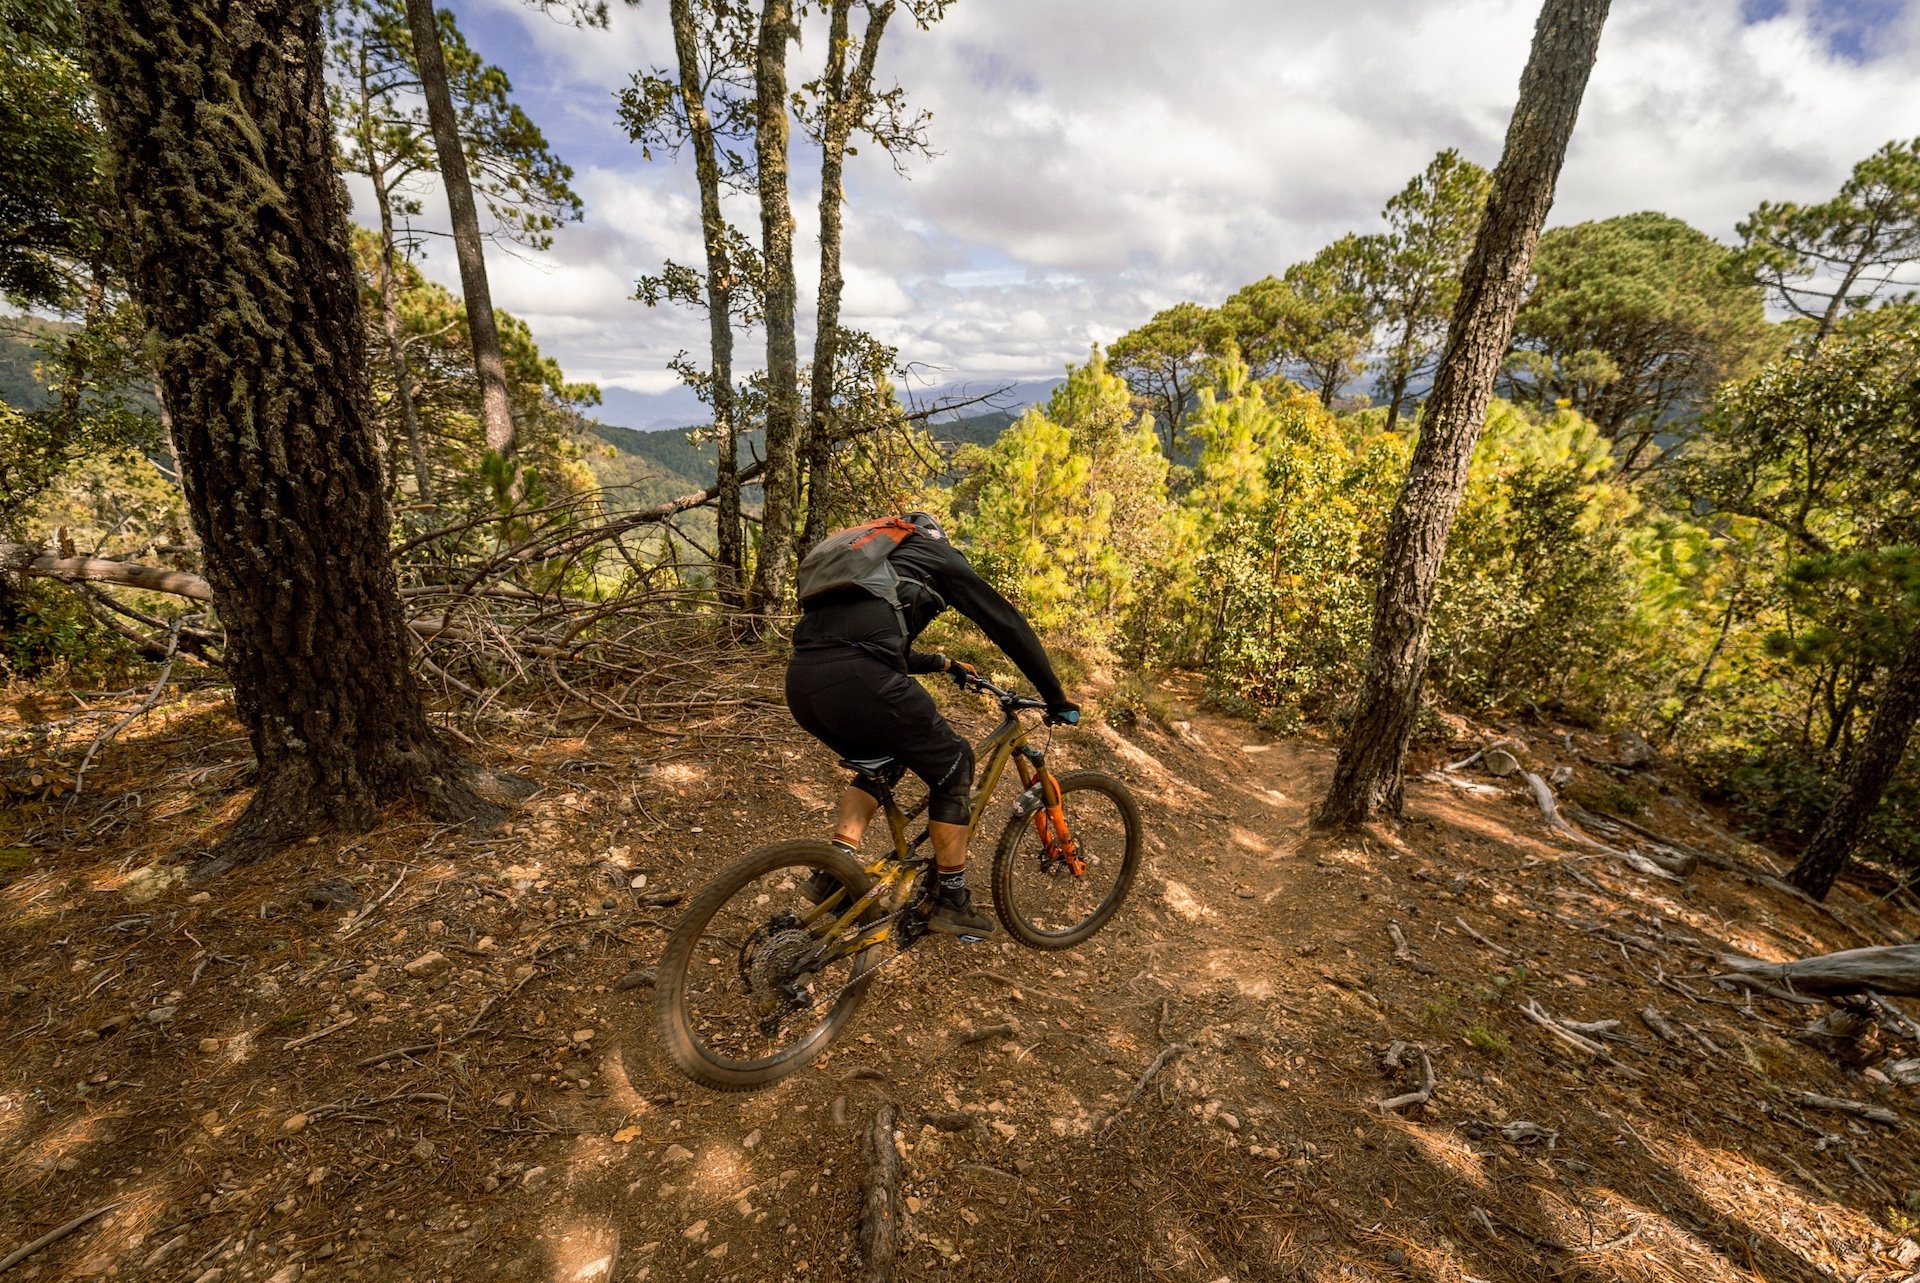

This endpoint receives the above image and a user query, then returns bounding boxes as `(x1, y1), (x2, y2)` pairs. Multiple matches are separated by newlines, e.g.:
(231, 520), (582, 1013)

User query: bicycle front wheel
(652, 839), (880, 1090)
(990, 771), (1142, 950)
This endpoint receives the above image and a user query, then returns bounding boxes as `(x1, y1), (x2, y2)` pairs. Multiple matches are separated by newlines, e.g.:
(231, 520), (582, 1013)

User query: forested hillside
(5, 0), (1920, 1279)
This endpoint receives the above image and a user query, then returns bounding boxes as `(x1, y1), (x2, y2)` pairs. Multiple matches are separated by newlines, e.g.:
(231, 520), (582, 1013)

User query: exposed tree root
(856, 1102), (902, 1283)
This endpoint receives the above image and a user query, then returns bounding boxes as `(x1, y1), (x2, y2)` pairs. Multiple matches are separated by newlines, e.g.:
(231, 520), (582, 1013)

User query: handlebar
(958, 671), (1062, 722)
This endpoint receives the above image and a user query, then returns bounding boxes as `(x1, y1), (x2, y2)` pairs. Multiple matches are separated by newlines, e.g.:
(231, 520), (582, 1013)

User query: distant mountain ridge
(580, 397), (1033, 495)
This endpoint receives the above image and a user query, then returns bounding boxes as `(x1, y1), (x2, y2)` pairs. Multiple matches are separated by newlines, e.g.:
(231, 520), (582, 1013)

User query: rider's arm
(923, 545), (1068, 708)
(905, 649), (948, 675)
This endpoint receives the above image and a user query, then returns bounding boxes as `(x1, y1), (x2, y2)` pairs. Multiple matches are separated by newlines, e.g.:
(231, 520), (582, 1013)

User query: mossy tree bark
(1316, 0), (1611, 828)
(77, 0), (514, 875)
(749, 0), (801, 609)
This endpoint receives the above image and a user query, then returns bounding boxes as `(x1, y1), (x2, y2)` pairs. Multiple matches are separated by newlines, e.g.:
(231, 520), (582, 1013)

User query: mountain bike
(652, 672), (1143, 1090)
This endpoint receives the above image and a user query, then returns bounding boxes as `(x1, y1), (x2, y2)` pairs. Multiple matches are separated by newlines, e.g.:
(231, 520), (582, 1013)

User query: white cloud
(362, 0), (1920, 422)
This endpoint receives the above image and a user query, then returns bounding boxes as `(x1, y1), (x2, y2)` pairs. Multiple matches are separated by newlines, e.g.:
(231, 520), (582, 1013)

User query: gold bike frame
(796, 709), (1047, 959)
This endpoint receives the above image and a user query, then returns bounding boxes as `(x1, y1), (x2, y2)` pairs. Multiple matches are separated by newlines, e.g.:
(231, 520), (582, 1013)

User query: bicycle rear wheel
(652, 840), (880, 1090)
(990, 770), (1142, 950)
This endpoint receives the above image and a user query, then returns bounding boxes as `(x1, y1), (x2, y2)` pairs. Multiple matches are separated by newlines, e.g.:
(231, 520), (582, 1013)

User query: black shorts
(785, 647), (974, 825)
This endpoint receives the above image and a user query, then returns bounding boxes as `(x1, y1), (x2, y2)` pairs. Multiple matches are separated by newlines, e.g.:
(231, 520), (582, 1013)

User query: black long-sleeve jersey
(790, 531), (1068, 709)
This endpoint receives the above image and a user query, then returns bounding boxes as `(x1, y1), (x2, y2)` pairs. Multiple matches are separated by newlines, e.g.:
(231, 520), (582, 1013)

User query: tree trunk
(1662, 584), (1742, 747)
(669, 0), (743, 600)
(802, 0), (893, 549)
(77, 0), (512, 874)
(749, 0), (800, 609)
(403, 0), (517, 464)
(1380, 317), (1416, 435)
(1789, 622), (1920, 899)
(1721, 945), (1920, 999)
(366, 131), (435, 504)
(1316, 0), (1611, 828)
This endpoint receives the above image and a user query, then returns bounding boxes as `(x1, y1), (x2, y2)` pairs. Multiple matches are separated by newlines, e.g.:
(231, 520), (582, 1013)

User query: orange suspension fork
(1018, 754), (1084, 876)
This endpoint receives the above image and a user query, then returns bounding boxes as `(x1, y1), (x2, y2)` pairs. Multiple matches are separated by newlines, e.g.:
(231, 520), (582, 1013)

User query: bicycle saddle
(838, 755), (898, 775)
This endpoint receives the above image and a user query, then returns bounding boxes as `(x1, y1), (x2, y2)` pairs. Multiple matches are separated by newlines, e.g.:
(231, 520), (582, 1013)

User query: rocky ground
(3, 671), (1920, 1283)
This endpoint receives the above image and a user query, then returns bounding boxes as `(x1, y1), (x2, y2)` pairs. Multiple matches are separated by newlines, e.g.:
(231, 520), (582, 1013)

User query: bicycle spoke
(993, 772), (1140, 948)
(676, 863), (874, 1069)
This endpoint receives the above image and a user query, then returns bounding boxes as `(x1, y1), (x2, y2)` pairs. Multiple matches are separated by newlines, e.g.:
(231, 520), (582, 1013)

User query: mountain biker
(785, 511), (1079, 938)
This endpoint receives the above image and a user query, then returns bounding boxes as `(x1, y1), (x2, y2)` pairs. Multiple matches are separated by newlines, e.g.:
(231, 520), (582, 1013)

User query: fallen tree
(1718, 945), (1920, 999)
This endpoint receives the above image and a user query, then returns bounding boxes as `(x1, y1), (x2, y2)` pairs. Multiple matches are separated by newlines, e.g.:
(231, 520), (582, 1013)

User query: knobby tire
(652, 839), (878, 1091)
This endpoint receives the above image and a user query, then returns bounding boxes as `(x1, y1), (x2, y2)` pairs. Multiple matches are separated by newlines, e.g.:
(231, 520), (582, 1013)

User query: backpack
(795, 516), (922, 636)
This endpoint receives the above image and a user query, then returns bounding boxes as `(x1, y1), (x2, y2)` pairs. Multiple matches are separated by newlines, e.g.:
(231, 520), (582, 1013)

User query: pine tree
(77, 0), (516, 871)
(1318, 0), (1612, 828)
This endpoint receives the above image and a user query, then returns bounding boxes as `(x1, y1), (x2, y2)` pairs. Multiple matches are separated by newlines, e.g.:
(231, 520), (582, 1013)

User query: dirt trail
(3, 677), (1920, 1283)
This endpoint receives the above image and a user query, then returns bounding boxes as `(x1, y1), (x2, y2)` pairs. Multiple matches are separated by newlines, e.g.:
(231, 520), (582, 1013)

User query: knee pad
(927, 741), (974, 826)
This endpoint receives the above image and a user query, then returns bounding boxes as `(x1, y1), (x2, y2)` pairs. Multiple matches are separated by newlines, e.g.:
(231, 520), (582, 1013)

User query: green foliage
(1463, 1023), (1509, 1056)
(1509, 212), (1774, 471)
(349, 231), (599, 522)
(1369, 149), (1492, 423)
(1432, 402), (1641, 711)
(1219, 235), (1378, 407)
(954, 350), (1171, 647)
(1739, 137), (1920, 339)
(328, 0), (582, 252)
(0, 310), (162, 526)
(0, 0), (107, 307)
(0, 577), (139, 679)
(1107, 301), (1221, 447)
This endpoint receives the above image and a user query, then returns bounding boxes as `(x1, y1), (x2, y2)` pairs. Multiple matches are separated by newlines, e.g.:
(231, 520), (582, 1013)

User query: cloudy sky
(371, 0), (1920, 427)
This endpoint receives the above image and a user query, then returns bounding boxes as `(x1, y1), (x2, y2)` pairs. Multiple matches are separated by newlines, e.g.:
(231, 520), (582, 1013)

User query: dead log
(1717, 945), (1920, 999)
(1791, 1092), (1902, 1128)
(1521, 773), (1686, 881)
(1, 542), (211, 601)
(856, 1102), (902, 1283)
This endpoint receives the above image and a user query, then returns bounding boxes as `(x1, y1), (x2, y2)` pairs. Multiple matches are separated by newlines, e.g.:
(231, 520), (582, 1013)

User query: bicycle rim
(991, 771), (1141, 950)
(653, 840), (880, 1090)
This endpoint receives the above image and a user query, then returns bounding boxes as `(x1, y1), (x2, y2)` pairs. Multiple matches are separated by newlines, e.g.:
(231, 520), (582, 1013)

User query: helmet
(903, 511), (947, 541)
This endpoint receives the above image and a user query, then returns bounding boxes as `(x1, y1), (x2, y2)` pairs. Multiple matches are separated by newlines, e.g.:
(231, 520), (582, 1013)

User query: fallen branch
(68, 618), (182, 799)
(1791, 1092), (1902, 1128)
(1377, 1046), (1436, 1112)
(1519, 999), (1645, 1078)
(954, 1023), (1014, 1046)
(856, 1102), (902, 1283)
(1717, 945), (1920, 1000)
(0, 1203), (119, 1275)
(1096, 1043), (1192, 1141)
(2, 542), (211, 600)
(1387, 920), (1413, 963)
(1638, 1006), (1683, 1045)
(1454, 915), (1513, 957)
(282, 1014), (357, 1052)
(1522, 772), (1686, 881)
